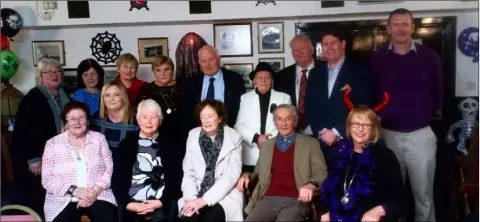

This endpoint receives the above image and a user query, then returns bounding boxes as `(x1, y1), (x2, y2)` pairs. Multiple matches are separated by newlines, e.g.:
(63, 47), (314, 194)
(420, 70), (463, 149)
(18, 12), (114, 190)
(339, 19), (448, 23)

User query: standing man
(274, 35), (322, 136)
(370, 8), (443, 222)
(305, 29), (372, 168)
(182, 45), (246, 131)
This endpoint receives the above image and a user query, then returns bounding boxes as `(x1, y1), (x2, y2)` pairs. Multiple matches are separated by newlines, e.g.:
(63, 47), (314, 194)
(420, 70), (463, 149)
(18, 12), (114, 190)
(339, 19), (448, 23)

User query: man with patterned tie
(274, 35), (322, 136)
(182, 45), (246, 133)
(305, 28), (372, 169)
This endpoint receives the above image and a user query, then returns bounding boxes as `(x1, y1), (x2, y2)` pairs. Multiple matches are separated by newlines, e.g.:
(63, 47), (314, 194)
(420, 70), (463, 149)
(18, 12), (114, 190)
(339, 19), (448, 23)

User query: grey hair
(136, 99), (164, 123)
(35, 58), (63, 85)
(198, 45), (219, 57)
(273, 104), (299, 126)
(289, 34), (314, 49)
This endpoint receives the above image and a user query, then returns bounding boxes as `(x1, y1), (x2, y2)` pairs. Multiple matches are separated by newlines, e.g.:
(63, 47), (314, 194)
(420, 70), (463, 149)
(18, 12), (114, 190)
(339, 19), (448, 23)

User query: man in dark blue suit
(305, 29), (373, 169)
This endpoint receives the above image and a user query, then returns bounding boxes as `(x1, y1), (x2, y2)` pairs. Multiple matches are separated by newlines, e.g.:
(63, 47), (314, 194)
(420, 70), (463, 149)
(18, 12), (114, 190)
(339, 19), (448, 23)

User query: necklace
(74, 149), (82, 161)
(341, 152), (356, 206)
(160, 85), (174, 114)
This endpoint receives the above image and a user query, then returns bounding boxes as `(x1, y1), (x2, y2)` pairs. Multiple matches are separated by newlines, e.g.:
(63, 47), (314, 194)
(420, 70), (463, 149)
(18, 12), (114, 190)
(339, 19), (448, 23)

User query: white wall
(5, 5), (479, 96)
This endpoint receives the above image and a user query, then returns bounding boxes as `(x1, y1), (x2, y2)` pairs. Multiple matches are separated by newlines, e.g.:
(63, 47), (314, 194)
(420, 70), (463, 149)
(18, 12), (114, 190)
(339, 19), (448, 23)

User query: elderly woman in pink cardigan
(41, 101), (117, 222)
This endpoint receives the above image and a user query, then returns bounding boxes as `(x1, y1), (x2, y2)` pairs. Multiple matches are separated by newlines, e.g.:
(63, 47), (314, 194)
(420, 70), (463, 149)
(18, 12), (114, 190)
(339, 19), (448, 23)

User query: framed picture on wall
(214, 23), (253, 57)
(223, 63), (254, 88)
(102, 65), (118, 83)
(32, 40), (66, 66)
(258, 57), (285, 72)
(137, 37), (169, 64)
(258, 22), (284, 54)
(63, 68), (77, 96)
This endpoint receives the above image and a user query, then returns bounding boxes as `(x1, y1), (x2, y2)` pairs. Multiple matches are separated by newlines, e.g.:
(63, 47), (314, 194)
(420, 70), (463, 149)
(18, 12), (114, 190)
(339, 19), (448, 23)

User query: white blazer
(178, 126), (244, 221)
(234, 89), (291, 166)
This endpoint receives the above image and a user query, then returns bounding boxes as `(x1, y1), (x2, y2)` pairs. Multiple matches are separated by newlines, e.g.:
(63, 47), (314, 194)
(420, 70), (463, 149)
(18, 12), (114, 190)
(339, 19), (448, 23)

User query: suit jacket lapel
(293, 133), (303, 172)
(261, 138), (275, 178)
(221, 68), (231, 105)
(287, 67), (297, 105)
(329, 59), (348, 101)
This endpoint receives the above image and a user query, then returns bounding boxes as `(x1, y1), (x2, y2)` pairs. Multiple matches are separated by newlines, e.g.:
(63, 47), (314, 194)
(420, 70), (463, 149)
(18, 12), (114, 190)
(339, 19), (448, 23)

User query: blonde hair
(116, 53), (139, 70)
(345, 107), (382, 144)
(36, 58), (63, 84)
(99, 81), (132, 124)
(151, 55), (175, 72)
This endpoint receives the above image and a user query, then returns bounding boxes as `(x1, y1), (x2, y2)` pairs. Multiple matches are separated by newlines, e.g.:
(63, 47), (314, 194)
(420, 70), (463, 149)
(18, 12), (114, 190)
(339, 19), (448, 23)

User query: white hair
(273, 104), (299, 126)
(35, 58), (63, 85)
(136, 99), (164, 122)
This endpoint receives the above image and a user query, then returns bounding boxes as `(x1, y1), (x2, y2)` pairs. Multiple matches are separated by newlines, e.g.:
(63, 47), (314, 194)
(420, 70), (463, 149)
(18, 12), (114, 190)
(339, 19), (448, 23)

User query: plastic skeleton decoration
(445, 98), (479, 155)
(256, 1), (276, 6)
(6, 14), (22, 30)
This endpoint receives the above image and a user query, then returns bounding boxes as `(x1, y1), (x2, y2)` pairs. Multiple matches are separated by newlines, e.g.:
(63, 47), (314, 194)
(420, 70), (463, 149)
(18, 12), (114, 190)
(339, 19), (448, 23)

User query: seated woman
(72, 58), (104, 117)
(234, 62), (291, 172)
(41, 101), (117, 222)
(90, 81), (139, 152)
(112, 99), (183, 222)
(178, 100), (243, 222)
(319, 107), (405, 222)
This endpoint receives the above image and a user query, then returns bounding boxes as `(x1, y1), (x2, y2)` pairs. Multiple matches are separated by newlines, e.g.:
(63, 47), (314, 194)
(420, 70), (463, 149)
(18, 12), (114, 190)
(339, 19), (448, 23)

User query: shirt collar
(296, 61), (315, 73)
(387, 40), (417, 54)
(328, 56), (345, 71)
(275, 133), (296, 151)
(203, 68), (223, 82)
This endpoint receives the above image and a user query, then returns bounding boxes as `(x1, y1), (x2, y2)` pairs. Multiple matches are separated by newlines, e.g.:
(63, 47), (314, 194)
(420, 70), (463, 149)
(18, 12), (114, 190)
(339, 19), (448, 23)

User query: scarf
(37, 85), (70, 134)
(320, 139), (377, 222)
(275, 133), (296, 152)
(198, 126), (224, 197)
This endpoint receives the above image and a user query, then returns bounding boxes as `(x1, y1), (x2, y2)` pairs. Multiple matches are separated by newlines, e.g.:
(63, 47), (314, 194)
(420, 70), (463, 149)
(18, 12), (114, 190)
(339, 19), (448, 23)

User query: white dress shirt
(295, 62), (315, 136)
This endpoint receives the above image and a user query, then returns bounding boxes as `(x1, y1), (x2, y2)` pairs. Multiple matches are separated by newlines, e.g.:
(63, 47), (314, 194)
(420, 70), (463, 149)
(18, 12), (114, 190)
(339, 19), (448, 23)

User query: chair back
(0, 205), (42, 222)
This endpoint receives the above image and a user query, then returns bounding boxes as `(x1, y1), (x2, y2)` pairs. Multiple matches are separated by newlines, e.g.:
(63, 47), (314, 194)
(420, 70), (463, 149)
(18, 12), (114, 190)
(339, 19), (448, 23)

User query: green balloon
(1, 50), (20, 80)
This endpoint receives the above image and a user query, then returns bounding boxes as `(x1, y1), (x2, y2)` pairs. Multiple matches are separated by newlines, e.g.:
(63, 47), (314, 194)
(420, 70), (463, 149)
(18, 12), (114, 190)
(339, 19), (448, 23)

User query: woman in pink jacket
(41, 101), (117, 222)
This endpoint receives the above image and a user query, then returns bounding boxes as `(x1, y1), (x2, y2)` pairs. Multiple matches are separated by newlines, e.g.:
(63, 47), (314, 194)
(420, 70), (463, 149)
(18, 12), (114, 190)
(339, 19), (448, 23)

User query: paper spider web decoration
(90, 31), (123, 64)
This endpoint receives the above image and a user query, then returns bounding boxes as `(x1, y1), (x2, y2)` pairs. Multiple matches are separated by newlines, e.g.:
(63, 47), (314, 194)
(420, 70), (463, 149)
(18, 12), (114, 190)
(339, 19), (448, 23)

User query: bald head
(290, 34), (314, 68)
(198, 45), (221, 76)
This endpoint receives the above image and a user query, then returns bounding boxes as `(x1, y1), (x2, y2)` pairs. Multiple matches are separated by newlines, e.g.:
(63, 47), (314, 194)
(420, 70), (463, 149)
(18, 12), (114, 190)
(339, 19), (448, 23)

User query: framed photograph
(214, 23), (253, 57)
(32, 40), (66, 66)
(138, 37), (169, 64)
(102, 65), (118, 83)
(358, 0), (403, 4)
(258, 22), (284, 54)
(223, 63), (254, 88)
(63, 68), (77, 96)
(258, 57), (285, 72)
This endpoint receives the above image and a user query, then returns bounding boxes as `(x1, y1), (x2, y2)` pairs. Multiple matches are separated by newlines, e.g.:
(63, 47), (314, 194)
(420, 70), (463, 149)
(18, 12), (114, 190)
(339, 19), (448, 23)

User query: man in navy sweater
(369, 8), (443, 222)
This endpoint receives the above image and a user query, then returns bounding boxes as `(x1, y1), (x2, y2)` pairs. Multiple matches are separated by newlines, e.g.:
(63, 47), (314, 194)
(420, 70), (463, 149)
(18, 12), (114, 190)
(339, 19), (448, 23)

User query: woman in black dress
(319, 105), (405, 222)
(135, 56), (185, 157)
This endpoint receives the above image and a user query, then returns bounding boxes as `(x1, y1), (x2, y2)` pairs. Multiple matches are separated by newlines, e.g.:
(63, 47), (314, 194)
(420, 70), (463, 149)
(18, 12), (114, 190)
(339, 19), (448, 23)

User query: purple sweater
(369, 43), (443, 132)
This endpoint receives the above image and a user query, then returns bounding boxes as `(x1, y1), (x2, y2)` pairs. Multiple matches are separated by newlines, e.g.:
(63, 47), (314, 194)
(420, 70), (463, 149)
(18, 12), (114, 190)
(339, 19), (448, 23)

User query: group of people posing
(9, 8), (441, 222)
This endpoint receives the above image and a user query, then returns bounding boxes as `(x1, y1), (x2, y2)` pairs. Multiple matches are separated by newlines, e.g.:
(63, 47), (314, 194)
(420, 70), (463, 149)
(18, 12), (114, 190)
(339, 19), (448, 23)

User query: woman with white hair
(10, 58), (71, 218)
(112, 99), (183, 222)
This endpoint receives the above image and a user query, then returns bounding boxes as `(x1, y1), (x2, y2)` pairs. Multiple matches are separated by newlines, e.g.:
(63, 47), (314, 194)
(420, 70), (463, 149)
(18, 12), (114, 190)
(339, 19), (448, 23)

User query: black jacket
(111, 131), (183, 210)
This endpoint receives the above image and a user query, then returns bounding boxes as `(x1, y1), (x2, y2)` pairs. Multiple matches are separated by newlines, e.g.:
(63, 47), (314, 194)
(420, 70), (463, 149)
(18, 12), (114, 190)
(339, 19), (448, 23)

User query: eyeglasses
(67, 116), (87, 123)
(350, 122), (373, 130)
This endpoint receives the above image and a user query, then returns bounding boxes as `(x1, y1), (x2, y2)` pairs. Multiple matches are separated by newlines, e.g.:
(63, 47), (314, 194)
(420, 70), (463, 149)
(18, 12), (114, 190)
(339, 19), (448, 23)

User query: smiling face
(118, 62), (137, 81)
(321, 35), (346, 64)
(103, 85), (124, 112)
(40, 64), (63, 89)
(387, 13), (415, 44)
(348, 114), (374, 146)
(200, 105), (222, 135)
(137, 108), (160, 136)
(66, 108), (88, 137)
(290, 37), (314, 68)
(274, 107), (296, 136)
(82, 67), (99, 89)
(253, 71), (273, 94)
(153, 63), (174, 86)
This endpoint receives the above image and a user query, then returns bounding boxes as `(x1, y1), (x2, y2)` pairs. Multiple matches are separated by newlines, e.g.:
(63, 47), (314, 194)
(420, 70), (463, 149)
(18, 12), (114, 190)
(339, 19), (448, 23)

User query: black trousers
(181, 203), (225, 222)
(242, 165), (255, 173)
(121, 201), (178, 222)
(53, 200), (118, 222)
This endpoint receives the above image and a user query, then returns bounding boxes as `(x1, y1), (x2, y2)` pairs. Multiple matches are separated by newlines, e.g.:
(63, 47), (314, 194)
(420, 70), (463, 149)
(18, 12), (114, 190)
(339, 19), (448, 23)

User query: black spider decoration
(130, 1), (149, 11)
(256, 1), (276, 6)
(90, 31), (123, 64)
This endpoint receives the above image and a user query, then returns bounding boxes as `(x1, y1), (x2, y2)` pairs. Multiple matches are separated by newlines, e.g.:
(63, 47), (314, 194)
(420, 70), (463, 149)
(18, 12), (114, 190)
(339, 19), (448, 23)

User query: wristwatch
(66, 185), (77, 196)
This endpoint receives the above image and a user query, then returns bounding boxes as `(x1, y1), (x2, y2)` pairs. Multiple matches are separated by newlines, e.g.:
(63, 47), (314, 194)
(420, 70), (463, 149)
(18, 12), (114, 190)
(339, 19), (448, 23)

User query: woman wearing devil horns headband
(318, 91), (405, 222)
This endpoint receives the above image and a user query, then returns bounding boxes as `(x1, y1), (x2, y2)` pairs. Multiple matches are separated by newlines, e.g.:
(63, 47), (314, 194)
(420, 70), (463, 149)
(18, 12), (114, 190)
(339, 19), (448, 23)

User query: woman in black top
(319, 107), (405, 222)
(135, 55), (185, 158)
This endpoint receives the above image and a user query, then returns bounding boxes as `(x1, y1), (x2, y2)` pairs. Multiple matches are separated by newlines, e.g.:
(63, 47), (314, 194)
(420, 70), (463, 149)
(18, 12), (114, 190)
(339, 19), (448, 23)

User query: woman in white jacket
(235, 62), (291, 172)
(178, 100), (243, 222)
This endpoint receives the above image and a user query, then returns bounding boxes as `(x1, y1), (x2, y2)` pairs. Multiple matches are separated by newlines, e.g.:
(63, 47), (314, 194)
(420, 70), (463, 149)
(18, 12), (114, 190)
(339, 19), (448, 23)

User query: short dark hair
(61, 101), (90, 124)
(194, 100), (228, 127)
(388, 8), (414, 24)
(320, 27), (346, 42)
(76, 58), (105, 90)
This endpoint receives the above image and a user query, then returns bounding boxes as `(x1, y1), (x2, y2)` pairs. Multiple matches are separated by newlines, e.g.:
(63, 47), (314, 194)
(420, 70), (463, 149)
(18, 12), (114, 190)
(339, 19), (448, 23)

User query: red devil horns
(343, 88), (390, 112)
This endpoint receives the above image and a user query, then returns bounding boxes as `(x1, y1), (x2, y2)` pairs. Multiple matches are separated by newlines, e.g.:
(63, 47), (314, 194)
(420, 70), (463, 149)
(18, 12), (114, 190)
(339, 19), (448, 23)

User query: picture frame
(357, 0), (403, 4)
(223, 63), (254, 88)
(258, 57), (285, 72)
(214, 23), (253, 57)
(102, 65), (118, 83)
(137, 37), (169, 64)
(62, 68), (77, 96)
(257, 22), (284, 54)
(32, 40), (66, 66)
